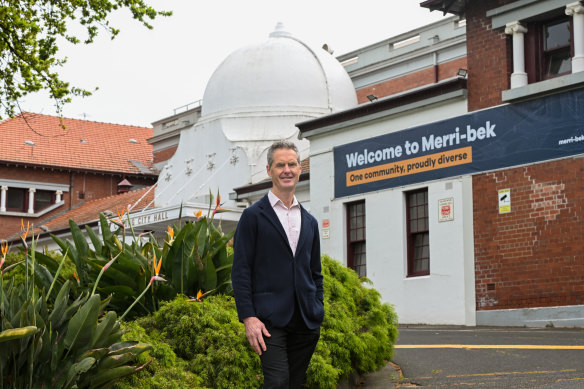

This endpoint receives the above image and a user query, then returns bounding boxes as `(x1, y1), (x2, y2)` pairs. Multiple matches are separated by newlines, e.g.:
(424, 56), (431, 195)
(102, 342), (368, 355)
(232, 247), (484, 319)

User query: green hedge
(306, 255), (398, 388)
(116, 256), (398, 388)
(114, 321), (206, 389)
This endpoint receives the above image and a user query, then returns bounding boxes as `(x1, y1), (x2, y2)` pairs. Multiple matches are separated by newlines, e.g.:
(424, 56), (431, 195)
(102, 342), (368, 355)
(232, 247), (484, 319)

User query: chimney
(117, 178), (133, 194)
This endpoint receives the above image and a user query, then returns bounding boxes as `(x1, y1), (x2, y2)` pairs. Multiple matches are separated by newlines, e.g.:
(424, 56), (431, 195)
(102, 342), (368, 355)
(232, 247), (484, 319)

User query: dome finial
(269, 22), (291, 38)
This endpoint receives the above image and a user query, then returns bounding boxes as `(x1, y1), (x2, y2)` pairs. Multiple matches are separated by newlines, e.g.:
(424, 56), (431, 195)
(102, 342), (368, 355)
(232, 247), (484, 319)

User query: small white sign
(321, 219), (330, 239)
(498, 188), (511, 214)
(438, 197), (454, 222)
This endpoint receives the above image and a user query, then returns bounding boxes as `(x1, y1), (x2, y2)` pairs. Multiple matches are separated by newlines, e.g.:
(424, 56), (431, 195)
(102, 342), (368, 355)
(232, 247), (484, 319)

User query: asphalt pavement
(357, 325), (584, 388)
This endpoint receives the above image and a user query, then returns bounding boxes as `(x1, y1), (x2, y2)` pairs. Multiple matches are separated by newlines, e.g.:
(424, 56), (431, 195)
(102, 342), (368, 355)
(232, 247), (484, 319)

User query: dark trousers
(260, 306), (320, 389)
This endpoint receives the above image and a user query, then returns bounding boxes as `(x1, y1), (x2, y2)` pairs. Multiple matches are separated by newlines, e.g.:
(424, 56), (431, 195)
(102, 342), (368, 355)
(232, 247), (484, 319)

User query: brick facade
(465, 0), (512, 112)
(0, 165), (156, 239)
(473, 158), (584, 311)
(465, 0), (584, 315)
(356, 58), (468, 103)
(153, 146), (178, 164)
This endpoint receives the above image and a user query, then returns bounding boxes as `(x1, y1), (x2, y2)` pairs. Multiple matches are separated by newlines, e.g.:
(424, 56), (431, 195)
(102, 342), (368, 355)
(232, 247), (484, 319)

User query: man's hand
(243, 316), (271, 355)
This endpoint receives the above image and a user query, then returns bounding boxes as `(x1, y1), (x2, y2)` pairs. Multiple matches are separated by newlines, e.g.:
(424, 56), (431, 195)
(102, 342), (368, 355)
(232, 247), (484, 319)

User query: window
(347, 201), (366, 277)
(6, 188), (27, 212)
(406, 189), (429, 277)
(34, 190), (54, 211)
(526, 16), (572, 82)
(2, 187), (56, 213)
(543, 19), (572, 77)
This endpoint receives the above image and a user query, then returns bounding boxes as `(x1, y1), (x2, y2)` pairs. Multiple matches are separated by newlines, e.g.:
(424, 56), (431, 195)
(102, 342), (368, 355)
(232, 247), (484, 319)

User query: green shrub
(43, 209), (234, 319)
(130, 256), (398, 388)
(138, 295), (262, 388)
(304, 255), (399, 388)
(0, 279), (152, 388)
(113, 321), (206, 389)
(1, 234), (152, 389)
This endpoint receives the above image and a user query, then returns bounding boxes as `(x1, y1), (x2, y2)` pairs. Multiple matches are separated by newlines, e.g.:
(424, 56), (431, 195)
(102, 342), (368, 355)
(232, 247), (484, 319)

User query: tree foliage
(0, 0), (170, 119)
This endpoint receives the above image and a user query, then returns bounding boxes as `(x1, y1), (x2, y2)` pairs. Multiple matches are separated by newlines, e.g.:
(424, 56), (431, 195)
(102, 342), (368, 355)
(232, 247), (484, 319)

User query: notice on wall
(321, 219), (330, 239)
(438, 197), (454, 222)
(498, 188), (511, 214)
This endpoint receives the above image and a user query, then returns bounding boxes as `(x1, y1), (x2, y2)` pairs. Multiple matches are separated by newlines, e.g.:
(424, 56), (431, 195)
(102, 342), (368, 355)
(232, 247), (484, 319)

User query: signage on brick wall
(333, 89), (584, 198)
(498, 189), (511, 214)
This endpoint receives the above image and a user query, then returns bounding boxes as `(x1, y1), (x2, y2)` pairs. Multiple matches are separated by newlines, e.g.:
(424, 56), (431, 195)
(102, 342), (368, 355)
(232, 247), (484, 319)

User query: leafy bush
(137, 295), (262, 388)
(113, 321), (206, 389)
(42, 206), (234, 319)
(1, 233), (152, 388)
(305, 255), (399, 388)
(0, 278), (152, 388)
(128, 256), (398, 388)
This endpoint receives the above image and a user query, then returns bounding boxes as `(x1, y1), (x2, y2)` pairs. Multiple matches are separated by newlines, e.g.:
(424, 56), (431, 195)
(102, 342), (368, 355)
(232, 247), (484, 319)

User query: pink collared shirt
(268, 191), (301, 256)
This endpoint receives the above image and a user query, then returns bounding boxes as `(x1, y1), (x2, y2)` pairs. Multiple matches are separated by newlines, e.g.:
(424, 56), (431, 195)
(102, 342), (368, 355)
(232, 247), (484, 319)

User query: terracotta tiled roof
(0, 112), (156, 175)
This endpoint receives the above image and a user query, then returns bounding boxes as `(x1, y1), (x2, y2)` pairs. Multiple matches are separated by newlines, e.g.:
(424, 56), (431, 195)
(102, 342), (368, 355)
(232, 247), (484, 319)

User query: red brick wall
(0, 166), (156, 239)
(465, 0), (512, 112)
(356, 58), (468, 103)
(154, 146), (178, 164)
(473, 158), (584, 311)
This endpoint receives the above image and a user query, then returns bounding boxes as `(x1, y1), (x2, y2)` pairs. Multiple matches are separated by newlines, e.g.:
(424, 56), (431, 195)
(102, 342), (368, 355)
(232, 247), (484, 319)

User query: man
(232, 140), (324, 388)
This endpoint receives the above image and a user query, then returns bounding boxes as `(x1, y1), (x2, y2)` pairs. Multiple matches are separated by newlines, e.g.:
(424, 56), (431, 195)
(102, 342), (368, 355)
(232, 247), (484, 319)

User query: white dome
(201, 23), (357, 120)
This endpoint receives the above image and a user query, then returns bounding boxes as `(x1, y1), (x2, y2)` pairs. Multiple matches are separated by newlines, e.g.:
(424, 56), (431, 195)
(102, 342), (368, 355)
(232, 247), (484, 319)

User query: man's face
(267, 148), (302, 194)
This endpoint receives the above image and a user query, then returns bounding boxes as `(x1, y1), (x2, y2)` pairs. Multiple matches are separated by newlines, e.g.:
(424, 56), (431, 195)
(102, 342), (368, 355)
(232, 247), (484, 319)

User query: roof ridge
(16, 111), (152, 129)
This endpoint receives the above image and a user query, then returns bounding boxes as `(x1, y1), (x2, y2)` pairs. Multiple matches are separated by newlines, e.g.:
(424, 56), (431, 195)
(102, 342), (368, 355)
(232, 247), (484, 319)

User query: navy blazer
(231, 194), (324, 330)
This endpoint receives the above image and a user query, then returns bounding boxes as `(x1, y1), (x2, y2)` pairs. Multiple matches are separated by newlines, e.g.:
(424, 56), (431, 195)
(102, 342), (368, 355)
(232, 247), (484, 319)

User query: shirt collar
(268, 190), (299, 209)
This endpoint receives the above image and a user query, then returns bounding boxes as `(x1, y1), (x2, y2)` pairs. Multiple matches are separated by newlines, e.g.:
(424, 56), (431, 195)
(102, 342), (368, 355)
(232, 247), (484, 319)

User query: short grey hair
(267, 140), (300, 168)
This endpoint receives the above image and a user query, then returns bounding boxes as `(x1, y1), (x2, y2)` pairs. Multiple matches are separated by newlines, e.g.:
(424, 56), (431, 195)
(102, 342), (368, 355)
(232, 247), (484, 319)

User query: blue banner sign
(333, 89), (584, 198)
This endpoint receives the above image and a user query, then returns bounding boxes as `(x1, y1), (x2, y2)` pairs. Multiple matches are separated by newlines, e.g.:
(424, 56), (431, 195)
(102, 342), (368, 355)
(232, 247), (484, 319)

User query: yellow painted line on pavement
(446, 369), (577, 378)
(396, 344), (584, 349)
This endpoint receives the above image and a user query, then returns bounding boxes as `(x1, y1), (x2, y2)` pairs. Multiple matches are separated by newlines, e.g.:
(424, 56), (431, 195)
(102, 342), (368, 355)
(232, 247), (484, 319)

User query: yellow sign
(498, 189), (511, 214)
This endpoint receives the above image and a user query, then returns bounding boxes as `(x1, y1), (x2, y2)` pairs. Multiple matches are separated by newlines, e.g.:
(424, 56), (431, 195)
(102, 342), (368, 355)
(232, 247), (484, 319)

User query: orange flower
(211, 194), (228, 217)
(21, 220), (30, 240)
(1, 240), (7, 258)
(1, 240), (7, 269)
(115, 206), (126, 222)
(108, 206), (128, 229)
(153, 252), (162, 276)
(73, 271), (80, 283)
(166, 226), (175, 244)
(19, 220), (31, 249)
(149, 251), (165, 285)
(191, 288), (214, 302)
(194, 209), (202, 219)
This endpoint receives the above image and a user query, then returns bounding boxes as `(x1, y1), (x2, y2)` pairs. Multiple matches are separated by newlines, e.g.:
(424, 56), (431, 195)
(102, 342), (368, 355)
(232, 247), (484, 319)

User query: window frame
(525, 15), (573, 83)
(406, 188), (430, 277)
(5, 187), (28, 212)
(34, 189), (55, 212)
(346, 200), (366, 278)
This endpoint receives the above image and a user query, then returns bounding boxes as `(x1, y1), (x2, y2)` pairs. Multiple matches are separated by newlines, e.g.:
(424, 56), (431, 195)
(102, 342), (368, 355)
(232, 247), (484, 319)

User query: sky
(20, 1), (448, 128)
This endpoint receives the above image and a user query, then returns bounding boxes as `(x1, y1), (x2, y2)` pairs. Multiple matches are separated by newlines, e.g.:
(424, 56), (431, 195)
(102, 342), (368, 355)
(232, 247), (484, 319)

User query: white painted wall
(308, 98), (477, 325)
(155, 119), (250, 209)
